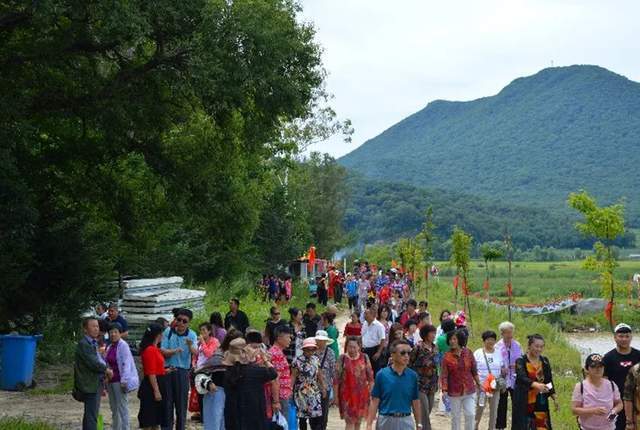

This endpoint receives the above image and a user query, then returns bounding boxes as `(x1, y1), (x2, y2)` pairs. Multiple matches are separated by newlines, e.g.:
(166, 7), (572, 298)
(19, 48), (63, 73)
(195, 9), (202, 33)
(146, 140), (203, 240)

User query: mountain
(344, 173), (636, 250)
(340, 65), (640, 222)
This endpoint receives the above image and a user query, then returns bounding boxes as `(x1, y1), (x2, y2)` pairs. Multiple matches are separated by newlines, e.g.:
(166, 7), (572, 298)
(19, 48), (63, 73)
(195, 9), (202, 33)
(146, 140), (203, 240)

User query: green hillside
(344, 173), (636, 250)
(340, 65), (640, 223)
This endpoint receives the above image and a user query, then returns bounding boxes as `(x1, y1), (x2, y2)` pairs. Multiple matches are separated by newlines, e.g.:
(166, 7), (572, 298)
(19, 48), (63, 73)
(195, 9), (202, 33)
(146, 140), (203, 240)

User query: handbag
(271, 411), (288, 430)
(482, 350), (507, 393)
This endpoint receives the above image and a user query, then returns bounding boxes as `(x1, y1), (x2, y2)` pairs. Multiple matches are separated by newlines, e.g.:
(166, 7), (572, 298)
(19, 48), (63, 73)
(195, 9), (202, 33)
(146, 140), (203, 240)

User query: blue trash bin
(0, 334), (43, 391)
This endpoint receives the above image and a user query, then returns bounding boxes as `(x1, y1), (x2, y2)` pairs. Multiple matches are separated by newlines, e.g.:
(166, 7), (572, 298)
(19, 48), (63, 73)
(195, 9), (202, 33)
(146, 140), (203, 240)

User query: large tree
(0, 0), (328, 330)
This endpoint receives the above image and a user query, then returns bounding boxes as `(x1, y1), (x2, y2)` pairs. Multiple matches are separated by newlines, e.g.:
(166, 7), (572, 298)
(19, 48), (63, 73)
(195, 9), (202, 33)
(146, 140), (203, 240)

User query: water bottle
(478, 391), (486, 407)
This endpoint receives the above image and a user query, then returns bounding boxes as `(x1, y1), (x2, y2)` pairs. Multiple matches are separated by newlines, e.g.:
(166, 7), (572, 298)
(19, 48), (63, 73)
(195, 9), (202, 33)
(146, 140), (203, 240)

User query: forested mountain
(343, 174), (635, 250)
(340, 65), (640, 223)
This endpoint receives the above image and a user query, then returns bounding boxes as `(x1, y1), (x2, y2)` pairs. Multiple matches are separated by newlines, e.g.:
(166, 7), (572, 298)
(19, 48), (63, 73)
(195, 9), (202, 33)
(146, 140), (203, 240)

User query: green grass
(0, 418), (58, 430)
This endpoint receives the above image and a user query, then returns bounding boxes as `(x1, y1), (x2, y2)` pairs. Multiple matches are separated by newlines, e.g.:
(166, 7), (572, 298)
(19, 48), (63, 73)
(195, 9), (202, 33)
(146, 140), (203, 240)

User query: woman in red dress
(334, 336), (374, 430)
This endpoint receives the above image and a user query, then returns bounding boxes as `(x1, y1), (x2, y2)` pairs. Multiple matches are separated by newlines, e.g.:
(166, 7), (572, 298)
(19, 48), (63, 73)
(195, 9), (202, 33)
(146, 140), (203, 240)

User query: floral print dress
(292, 354), (323, 418)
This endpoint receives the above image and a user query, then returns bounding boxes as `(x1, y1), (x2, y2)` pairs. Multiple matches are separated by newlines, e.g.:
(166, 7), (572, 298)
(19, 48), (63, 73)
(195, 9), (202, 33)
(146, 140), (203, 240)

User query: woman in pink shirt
(572, 353), (623, 430)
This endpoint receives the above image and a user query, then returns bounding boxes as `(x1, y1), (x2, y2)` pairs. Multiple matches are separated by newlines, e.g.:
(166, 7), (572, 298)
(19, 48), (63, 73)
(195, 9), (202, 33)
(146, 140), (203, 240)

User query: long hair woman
(138, 323), (168, 430)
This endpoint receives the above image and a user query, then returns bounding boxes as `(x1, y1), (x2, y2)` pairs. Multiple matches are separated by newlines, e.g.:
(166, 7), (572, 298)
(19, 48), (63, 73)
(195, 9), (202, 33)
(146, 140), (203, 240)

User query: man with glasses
(161, 308), (198, 430)
(224, 298), (250, 334)
(366, 339), (422, 430)
(604, 323), (640, 430)
(264, 306), (287, 347)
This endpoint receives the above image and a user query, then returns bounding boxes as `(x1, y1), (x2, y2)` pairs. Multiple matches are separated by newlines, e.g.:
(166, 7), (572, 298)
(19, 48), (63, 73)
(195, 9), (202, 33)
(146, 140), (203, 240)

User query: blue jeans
(203, 387), (225, 430)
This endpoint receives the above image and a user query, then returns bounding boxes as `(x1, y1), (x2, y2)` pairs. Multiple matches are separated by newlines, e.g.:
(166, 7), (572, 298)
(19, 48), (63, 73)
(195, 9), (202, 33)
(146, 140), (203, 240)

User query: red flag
(307, 246), (316, 271)
(453, 275), (459, 291)
(462, 279), (469, 296)
(506, 281), (513, 297)
(604, 301), (614, 327)
(483, 279), (490, 291)
(424, 270), (429, 282)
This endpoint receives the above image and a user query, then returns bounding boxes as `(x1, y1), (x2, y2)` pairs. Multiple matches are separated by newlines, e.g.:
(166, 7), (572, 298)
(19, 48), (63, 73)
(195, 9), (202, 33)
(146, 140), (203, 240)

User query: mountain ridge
(339, 65), (640, 220)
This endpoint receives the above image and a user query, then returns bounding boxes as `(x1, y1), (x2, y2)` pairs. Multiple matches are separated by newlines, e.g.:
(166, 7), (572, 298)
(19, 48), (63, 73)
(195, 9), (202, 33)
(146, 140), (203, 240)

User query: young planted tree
(480, 241), (504, 303)
(396, 237), (424, 296)
(568, 190), (625, 331)
(417, 206), (436, 298)
(450, 227), (473, 314)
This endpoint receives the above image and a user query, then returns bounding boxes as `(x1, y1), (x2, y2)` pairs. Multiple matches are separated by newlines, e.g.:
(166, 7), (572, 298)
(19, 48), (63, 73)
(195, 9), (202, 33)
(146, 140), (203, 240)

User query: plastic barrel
(0, 334), (43, 391)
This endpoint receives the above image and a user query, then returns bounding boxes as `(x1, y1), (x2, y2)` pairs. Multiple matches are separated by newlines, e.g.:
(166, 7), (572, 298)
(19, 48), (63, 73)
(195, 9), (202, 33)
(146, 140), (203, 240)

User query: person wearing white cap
(315, 330), (336, 430)
(603, 323), (640, 430)
(292, 337), (326, 430)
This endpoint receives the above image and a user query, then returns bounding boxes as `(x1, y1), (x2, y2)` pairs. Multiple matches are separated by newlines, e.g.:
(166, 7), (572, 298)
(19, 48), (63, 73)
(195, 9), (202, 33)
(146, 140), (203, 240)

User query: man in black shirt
(603, 323), (640, 430)
(264, 306), (287, 346)
(224, 298), (250, 334)
(303, 302), (321, 338)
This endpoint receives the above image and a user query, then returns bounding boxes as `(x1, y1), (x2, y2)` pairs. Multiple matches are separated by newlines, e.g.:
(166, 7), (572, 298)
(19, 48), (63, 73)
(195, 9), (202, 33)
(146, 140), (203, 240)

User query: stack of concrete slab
(120, 277), (206, 344)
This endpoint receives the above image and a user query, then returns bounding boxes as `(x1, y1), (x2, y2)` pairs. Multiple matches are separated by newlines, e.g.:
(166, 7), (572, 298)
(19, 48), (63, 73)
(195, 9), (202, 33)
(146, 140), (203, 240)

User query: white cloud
(299, 0), (640, 157)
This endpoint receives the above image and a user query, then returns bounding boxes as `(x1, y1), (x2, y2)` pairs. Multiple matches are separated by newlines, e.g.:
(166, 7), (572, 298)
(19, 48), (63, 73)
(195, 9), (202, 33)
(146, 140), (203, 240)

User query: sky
(299, 0), (640, 158)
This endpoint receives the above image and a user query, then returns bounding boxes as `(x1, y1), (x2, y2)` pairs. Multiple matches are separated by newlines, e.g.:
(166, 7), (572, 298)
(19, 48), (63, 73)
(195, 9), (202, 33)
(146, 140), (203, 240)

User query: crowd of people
(74, 263), (640, 430)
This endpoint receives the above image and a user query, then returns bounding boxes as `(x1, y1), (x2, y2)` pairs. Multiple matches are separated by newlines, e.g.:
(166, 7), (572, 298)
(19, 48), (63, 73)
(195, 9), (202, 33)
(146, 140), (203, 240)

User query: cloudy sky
(299, 0), (640, 158)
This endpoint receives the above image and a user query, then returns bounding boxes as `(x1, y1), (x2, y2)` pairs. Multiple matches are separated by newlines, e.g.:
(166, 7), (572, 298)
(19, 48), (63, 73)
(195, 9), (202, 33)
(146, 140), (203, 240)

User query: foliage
(0, 0), (344, 333)
(480, 241), (504, 264)
(450, 227), (473, 277)
(395, 237), (423, 278)
(342, 174), (636, 252)
(0, 418), (58, 430)
(340, 65), (640, 224)
(568, 190), (625, 325)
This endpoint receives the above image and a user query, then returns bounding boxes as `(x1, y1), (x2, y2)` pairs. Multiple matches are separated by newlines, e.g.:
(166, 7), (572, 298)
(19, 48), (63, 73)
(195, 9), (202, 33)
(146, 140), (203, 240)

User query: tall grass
(0, 418), (58, 430)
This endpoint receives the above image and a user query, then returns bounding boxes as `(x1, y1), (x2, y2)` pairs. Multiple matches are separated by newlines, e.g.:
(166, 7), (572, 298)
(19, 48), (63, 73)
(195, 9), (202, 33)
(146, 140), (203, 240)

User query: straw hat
(223, 338), (248, 364)
(314, 330), (334, 345)
(302, 337), (318, 350)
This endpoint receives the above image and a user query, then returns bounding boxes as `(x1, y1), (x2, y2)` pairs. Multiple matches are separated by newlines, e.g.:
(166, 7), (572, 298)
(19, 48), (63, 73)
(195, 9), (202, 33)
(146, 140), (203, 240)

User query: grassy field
(0, 418), (58, 430)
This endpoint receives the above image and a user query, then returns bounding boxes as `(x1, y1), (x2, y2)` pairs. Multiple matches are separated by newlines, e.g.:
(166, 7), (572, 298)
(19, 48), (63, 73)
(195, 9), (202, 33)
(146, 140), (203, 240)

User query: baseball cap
(614, 323), (632, 334)
(585, 353), (604, 368)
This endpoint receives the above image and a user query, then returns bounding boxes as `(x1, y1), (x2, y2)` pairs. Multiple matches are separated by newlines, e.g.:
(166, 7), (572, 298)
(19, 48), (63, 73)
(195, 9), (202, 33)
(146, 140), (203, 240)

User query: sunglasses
(176, 318), (189, 324)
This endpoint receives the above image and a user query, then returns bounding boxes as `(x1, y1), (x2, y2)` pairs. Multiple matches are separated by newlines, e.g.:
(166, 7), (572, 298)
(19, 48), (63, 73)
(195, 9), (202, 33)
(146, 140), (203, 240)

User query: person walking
(224, 298), (250, 334)
(105, 322), (139, 430)
(334, 336), (374, 430)
(344, 312), (362, 338)
(160, 308), (198, 430)
(223, 337), (278, 430)
(441, 329), (480, 430)
(361, 308), (386, 375)
(366, 339), (421, 430)
(190, 322), (220, 422)
(292, 338), (326, 430)
(346, 274), (359, 312)
(195, 330), (243, 430)
(572, 353), (623, 430)
(315, 330), (337, 430)
(264, 306), (287, 347)
(138, 323), (169, 430)
(285, 307), (307, 364)
(74, 317), (112, 430)
(209, 312), (227, 344)
(269, 326), (294, 424)
(409, 324), (438, 430)
(604, 323), (640, 430)
(622, 360), (640, 430)
(322, 312), (340, 359)
(495, 321), (522, 430)
(474, 330), (505, 430)
(512, 334), (557, 430)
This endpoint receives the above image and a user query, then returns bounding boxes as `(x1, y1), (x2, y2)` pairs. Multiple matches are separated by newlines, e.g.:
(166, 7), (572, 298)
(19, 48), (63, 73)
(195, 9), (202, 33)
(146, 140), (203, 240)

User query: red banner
(483, 279), (490, 291)
(453, 275), (459, 291)
(604, 301), (614, 327)
(506, 281), (513, 297)
(307, 246), (316, 271)
(462, 279), (469, 296)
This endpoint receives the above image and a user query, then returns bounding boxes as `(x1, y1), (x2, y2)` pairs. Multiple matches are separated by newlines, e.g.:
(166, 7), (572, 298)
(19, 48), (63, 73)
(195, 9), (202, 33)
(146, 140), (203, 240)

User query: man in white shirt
(362, 307), (386, 375)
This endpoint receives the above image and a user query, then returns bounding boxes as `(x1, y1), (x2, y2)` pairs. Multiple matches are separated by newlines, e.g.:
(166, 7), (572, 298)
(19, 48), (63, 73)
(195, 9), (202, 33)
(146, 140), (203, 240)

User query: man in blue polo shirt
(161, 308), (197, 430)
(367, 339), (422, 430)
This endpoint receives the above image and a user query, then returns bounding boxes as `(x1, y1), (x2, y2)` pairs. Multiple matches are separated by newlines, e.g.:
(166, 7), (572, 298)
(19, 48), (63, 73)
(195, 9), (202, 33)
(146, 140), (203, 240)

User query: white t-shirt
(362, 319), (386, 348)
(474, 348), (504, 383)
